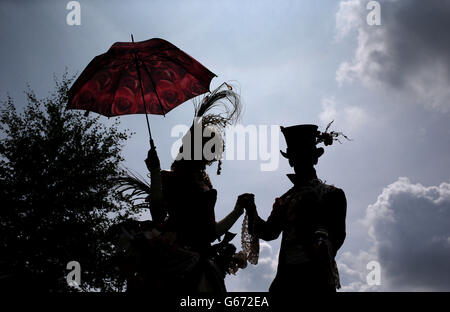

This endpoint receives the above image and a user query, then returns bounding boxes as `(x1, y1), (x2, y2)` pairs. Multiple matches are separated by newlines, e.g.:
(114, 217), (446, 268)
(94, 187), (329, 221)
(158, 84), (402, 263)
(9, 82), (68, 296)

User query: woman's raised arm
(145, 148), (166, 223)
(215, 193), (253, 237)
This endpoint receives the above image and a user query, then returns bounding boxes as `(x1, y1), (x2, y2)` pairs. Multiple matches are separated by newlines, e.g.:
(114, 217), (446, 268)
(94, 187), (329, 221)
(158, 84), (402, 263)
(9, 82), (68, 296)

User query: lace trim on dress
(241, 213), (260, 265)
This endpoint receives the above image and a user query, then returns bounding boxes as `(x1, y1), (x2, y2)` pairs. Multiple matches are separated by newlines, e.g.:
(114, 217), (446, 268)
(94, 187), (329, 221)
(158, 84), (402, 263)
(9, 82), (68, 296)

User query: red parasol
(67, 36), (216, 147)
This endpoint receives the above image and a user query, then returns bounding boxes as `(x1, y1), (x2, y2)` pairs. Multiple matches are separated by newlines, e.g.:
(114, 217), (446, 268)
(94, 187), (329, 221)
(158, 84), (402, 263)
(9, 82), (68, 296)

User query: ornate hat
(173, 82), (241, 174)
(280, 124), (323, 161)
(280, 121), (349, 164)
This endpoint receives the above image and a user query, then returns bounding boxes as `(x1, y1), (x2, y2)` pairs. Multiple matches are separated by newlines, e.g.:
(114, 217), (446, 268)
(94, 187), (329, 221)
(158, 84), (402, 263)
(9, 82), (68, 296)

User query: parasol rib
(140, 60), (166, 116)
(131, 34), (154, 148)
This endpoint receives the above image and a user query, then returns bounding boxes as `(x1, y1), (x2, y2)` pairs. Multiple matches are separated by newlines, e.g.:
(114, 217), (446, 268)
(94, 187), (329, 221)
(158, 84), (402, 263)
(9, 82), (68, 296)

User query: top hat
(280, 124), (325, 163)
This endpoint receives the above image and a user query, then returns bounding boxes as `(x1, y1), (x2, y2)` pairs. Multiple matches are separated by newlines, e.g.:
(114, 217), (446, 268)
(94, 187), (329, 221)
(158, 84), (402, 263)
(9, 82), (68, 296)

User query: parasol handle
(131, 34), (154, 148)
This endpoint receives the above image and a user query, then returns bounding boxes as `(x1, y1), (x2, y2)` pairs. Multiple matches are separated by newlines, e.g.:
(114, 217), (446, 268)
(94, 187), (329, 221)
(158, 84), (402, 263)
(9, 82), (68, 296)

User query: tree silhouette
(0, 72), (139, 291)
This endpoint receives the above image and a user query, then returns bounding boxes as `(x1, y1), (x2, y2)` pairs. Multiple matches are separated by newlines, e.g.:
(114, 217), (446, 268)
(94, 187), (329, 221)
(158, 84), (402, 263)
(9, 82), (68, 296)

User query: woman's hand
(145, 147), (160, 172)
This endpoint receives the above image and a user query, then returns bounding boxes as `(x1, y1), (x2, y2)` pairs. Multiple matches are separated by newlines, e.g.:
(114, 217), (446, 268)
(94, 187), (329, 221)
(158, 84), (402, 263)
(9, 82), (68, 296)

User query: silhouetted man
(246, 124), (347, 293)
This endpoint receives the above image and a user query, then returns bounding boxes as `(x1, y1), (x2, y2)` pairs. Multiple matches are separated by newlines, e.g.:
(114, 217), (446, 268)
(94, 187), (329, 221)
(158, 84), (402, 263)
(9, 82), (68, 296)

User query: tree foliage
(0, 72), (138, 291)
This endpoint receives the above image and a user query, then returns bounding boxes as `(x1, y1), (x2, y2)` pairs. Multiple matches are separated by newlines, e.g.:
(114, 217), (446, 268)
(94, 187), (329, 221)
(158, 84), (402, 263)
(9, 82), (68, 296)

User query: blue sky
(1, 0), (450, 291)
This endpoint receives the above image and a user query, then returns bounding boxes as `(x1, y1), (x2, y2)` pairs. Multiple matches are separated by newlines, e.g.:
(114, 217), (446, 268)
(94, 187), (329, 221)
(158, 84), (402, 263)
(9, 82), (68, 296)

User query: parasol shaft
(131, 34), (155, 148)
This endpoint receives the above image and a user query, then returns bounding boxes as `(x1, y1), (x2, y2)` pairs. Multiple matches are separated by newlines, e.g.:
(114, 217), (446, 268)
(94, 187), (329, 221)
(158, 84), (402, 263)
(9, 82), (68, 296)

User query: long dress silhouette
(114, 84), (252, 292)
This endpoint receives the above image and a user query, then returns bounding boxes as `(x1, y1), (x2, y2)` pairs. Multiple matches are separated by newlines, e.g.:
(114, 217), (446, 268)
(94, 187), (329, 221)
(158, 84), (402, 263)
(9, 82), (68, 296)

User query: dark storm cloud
(336, 0), (450, 112)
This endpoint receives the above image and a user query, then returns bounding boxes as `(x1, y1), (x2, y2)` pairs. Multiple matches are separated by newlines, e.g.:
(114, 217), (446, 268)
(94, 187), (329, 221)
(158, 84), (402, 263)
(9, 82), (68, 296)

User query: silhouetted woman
(116, 84), (252, 292)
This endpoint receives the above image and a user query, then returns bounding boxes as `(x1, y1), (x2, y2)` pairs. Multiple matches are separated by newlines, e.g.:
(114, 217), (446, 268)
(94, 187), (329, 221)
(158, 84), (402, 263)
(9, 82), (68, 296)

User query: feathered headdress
(175, 82), (241, 174)
(115, 82), (242, 209)
(193, 82), (241, 128)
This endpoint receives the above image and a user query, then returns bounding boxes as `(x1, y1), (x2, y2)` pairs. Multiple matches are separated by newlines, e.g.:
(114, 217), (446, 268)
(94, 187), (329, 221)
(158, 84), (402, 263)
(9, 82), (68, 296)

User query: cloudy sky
(1, 0), (449, 291)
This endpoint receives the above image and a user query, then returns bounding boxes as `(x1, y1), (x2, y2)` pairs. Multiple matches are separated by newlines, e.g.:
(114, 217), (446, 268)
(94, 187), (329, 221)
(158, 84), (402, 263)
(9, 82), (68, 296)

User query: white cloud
(335, 0), (363, 40)
(226, 241), (278, 291)
(318, 97), (369, 131)
(336, 27), (386, 88)
(337, 250), (379, 292)
(339, 177), (450, 291)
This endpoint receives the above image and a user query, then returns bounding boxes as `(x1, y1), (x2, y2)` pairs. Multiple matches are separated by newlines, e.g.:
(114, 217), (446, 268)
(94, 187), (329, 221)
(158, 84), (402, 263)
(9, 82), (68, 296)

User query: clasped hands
(234, 193), (256, 216)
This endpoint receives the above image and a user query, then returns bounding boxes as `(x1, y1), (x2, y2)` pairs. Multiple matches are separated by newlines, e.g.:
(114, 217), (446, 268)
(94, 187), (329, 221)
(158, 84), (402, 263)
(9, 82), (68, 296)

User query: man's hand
(312, 229), (331, 261)
(145, 148), (160, 172)
(245, 196), (257, 215)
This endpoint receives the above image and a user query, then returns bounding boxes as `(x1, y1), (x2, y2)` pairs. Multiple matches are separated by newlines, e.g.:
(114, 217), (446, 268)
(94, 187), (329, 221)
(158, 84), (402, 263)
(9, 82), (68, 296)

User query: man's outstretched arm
(247, 197), (284, 241)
